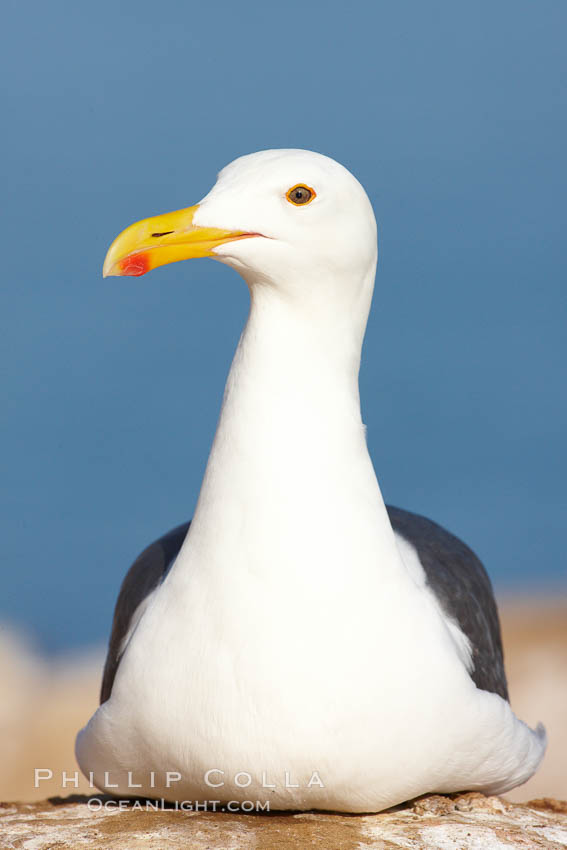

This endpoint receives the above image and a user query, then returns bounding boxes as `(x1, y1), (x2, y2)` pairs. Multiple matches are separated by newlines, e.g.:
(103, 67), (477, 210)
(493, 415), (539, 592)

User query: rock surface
(1, 793), (567, 849)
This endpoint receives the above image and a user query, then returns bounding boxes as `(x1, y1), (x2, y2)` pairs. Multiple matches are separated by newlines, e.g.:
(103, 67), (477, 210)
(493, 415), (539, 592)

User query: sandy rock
(1, 793), (567, 849)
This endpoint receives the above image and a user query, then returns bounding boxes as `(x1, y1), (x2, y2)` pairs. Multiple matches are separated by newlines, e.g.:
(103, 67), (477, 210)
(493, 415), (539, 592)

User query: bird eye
(286, 184), (316, 206)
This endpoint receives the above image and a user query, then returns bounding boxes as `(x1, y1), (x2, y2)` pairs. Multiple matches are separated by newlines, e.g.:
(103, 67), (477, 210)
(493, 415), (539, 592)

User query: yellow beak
(102, 204), (256, 277)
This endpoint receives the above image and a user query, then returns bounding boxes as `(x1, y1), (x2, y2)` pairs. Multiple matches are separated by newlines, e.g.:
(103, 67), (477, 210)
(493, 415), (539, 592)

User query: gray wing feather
(387, 506), (508, 701)
(100, 521), (190, 703)
(100, 507), (508, 704)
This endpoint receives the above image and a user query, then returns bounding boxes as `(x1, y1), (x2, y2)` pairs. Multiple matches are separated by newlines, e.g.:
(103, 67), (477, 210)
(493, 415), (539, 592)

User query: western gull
(76, 149), (545, 812)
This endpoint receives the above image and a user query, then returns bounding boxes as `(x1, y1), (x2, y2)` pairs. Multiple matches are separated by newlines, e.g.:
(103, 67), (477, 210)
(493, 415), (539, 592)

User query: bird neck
(205, 283), (368, 482)
(179, 283), (403, 582)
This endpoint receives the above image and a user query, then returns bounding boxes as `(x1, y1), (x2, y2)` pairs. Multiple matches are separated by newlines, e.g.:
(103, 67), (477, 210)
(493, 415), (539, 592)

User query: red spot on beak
(119, 253), (150, 276)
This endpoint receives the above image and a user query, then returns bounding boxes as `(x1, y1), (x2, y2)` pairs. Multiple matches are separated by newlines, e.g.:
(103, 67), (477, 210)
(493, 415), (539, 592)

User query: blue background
(1, 1), (565, 652)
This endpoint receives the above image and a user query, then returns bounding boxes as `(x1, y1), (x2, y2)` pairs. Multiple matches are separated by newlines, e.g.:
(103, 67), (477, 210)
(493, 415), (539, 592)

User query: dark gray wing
(100, 521), (190, 703)
(101, 506), (508, 704)
(387, 505), (508, 701)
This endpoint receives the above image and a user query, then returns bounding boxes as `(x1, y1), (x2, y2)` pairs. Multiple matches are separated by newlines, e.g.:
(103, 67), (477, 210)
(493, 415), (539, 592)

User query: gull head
(103, 149), (377, 308)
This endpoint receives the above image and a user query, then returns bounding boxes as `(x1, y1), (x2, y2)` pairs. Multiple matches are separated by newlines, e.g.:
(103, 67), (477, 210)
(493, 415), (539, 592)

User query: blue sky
(1, 0), (565, 651)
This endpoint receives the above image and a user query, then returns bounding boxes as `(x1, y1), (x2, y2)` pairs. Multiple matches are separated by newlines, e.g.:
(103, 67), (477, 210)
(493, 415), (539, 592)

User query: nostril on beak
(151, 231), (175, 238)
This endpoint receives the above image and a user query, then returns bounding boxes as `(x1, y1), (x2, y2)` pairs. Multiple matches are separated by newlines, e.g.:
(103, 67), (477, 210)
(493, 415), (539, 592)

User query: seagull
(76, 149), (545, 813)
